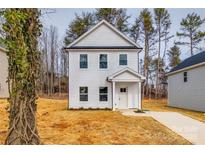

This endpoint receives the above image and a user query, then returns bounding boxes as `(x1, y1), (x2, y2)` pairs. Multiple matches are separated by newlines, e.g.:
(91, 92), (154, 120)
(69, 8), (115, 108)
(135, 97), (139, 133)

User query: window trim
(119, 53), (128, 66)
(99, 53), (108, 69)
(79, 86), (88, 101)
(79, 54), (88, 69)
(183, 72), (188, 82)
(99, 87), (108, 102)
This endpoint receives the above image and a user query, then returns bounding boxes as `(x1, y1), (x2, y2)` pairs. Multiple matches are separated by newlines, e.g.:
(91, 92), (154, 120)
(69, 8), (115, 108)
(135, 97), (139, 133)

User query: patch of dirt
(51, 123), (70, 129)
(0, 98), (191, 145)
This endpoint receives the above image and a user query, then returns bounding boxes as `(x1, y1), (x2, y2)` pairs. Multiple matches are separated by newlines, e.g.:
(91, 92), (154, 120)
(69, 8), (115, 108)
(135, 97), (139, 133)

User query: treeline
(63, 8), (205, 99)
(38, 26), (69, 97)
(38, 9), (205, 99)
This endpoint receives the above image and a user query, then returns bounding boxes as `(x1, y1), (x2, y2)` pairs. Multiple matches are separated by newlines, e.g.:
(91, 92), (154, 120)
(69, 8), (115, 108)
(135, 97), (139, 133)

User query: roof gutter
(63, 47), (142, 53)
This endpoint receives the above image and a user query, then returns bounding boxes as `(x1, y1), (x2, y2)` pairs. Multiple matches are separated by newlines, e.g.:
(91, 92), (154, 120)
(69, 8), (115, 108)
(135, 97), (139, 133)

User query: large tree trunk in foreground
(2, 9), (42, 145)
(5, 91), (40, 144)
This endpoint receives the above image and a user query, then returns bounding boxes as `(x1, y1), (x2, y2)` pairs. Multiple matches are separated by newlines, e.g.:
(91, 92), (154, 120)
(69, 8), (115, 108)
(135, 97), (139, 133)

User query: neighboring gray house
(167, 51), (205, 112)
(65, 20), (145, 110)
(0, 46), (9, 98)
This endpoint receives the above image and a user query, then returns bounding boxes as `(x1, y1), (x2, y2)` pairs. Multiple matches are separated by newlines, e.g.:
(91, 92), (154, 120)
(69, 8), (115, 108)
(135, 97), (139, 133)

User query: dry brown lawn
(0, 98), (190, 145)
(143, 99), (205, 123)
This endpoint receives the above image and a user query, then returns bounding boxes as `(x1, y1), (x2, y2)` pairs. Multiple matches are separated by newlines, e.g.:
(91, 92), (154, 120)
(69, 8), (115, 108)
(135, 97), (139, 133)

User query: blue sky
(42, 8), (205, 60)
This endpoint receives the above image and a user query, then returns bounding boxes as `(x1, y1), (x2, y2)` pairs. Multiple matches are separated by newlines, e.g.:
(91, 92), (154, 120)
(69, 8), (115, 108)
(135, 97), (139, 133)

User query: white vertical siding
(0, 50), (9, 98)
(74, 24), (133, 47)
(69, 50), (139, 109)
(168, 65), (205, 112)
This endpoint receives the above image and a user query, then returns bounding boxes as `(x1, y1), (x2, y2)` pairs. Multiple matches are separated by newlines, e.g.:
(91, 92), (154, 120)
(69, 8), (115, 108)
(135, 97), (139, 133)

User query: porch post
(112, 81), (116, 111)
(138, 82), (142, 110)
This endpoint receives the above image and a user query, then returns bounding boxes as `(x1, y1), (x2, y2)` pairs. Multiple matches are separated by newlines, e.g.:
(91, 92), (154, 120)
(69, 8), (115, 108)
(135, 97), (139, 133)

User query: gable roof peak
(66, 19), (142, 49)
(108, 67), (146, 81)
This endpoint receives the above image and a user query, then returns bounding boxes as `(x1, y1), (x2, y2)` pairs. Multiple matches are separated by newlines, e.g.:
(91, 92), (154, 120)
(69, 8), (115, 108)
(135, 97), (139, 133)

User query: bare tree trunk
(156, 23), (161, 99)
(56, 48), (61, 96)
(190, 33), (193, 56)
(50, 29), (55, 94)
(143, 33), (149, 98)
(43, 32), (50, 95)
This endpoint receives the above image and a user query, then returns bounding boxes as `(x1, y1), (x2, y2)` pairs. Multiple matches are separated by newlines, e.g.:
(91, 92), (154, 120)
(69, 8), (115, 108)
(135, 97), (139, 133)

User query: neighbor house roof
(65, 20), (142, 50)
(167, 51), (205, 76)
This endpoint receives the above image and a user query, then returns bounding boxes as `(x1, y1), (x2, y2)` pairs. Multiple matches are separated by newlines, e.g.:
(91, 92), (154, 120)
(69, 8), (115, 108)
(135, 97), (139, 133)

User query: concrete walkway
(121, 110), (205, 144)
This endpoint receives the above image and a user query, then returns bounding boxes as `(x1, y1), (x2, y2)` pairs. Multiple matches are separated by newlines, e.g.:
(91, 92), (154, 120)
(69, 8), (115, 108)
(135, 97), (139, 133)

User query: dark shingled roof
(169, 51), (205, 73)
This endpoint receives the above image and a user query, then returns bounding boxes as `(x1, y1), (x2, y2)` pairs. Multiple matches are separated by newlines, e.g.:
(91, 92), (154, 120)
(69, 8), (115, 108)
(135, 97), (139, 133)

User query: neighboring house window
(119, 54), (127, 65)
(184, 72), (188, 82)
(99, 87), (108, 101)
(80, 54), (88, 68)
(99, 54), (107, 69)
(79, 87), (88, 101)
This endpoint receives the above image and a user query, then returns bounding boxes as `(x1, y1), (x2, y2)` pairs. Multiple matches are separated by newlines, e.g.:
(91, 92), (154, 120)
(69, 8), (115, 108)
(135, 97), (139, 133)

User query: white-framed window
(80, 54), (88, 68)
(99, 54), (108, 69)
(184, 72), (188, 82)
(99, 87), (108, 101)
(119, 54), (127, 65)
(79, 87), (88, 101)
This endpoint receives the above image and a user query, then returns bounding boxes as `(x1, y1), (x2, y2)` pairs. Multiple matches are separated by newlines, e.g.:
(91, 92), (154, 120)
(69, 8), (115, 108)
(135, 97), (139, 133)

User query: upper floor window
(99, 54), (107, 69)
(79, 87), (88, 101)
(119, 54), (127, 65)
(184, 72), (188, 82)
(99, 87), (108, 101)
(80, 54), (88, 68)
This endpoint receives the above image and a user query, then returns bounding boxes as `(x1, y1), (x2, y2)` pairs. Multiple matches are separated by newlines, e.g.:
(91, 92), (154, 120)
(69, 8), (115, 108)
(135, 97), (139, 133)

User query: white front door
(118, 87), (128, 109)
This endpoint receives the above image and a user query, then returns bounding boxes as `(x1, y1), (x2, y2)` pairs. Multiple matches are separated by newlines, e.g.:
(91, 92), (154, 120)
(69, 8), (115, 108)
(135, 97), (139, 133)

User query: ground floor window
(99, 87), (108, 101)
(79, 87), (88, 101)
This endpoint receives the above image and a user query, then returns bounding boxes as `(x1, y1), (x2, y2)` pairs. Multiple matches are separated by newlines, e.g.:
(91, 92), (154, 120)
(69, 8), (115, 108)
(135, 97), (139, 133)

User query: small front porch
(108, 67), (145, 111)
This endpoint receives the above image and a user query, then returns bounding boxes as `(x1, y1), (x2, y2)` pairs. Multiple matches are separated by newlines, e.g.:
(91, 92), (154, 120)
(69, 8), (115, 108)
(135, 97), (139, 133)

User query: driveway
(121, 110), (205, 144)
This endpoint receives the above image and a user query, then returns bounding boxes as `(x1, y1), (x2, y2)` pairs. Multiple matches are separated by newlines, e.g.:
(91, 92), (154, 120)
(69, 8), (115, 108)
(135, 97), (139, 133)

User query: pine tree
(167, 44), (181, 69)
(64, 12), (95, 46)
(176, 12), (205, 56)
(154, 8), (171, 98)
(130, 18), (140, 43)
(138, 9), (156, 98)
(95, 8), (130, 33)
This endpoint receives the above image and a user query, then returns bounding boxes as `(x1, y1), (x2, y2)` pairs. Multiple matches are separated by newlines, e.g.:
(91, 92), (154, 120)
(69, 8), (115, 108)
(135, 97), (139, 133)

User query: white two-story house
(65, 20), (145, 110)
